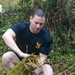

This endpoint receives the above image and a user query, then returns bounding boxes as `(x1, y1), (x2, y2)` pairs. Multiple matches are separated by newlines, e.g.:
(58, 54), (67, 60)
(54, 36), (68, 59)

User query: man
(2, 9), (53, 75)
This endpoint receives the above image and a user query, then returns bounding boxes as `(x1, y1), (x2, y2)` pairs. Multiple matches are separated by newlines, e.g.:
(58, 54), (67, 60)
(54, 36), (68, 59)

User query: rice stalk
(7, 55), (42, 75)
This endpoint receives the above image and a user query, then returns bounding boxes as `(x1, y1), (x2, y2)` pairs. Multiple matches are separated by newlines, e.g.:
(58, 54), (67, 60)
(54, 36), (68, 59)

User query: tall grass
(0, 0), (19, 10)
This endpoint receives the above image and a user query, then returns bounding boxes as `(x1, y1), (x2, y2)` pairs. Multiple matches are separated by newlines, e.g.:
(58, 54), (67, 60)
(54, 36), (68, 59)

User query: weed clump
(7, 55), (42, 75)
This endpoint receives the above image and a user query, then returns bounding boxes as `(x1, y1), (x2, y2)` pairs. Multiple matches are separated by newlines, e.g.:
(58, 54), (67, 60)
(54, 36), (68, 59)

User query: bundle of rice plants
(7, 55), (42, 75)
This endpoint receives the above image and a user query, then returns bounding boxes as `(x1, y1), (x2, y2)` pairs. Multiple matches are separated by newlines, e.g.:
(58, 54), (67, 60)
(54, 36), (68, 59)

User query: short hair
(32, 9), (46, 17)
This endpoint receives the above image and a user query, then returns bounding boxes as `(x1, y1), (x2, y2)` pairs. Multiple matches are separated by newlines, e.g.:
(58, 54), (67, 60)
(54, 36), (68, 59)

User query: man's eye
(40, 23), (43, 25)
(35, 22), (43, 25)
(35, 22), (38, 24)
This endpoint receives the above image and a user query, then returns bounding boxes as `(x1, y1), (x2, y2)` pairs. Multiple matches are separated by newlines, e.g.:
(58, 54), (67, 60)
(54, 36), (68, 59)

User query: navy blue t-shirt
(10, 22), (52, 55)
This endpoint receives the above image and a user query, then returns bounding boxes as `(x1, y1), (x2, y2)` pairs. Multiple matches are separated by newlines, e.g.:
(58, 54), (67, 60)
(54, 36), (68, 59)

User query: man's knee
(2, 52), (10, 65)
(2, 51), (14, 64)
(2, 53), (7, 62)
(43, 64), (53, 75)
(43, 64), (52, 69)
(34, 64), (53, 75)
(2, 51), (20, 65)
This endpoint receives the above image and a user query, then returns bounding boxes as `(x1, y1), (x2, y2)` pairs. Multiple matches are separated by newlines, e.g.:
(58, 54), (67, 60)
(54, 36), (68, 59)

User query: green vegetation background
(0, 0), (75, 75)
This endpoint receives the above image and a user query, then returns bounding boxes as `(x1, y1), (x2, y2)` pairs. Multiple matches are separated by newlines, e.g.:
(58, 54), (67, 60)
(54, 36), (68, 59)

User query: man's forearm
(2, 34), (30, 58)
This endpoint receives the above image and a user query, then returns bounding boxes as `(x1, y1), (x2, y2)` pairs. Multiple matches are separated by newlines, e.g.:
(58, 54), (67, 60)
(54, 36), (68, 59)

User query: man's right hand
(19, 52), (30, 58)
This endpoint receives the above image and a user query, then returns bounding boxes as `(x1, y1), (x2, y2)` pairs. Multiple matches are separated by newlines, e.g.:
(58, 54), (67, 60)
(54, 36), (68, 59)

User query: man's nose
(36, 24), (40, 28)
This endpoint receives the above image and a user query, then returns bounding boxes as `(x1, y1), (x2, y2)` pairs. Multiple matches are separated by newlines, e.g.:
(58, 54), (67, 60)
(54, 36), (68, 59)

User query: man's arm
(2, 29), (30, 58)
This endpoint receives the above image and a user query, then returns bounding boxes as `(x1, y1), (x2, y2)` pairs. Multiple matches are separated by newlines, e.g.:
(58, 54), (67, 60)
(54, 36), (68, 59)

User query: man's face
(30, 15), (45, 34)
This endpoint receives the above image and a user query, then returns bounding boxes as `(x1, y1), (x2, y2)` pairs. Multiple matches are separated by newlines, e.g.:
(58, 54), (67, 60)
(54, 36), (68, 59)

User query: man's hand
(19, 52), (30, 58)
(39, 53), (47, 64)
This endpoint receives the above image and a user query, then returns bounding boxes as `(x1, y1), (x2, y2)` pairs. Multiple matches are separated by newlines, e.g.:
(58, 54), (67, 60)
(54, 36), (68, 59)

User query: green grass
(0, 0), (19, 10)
(0, 0), (75, 75)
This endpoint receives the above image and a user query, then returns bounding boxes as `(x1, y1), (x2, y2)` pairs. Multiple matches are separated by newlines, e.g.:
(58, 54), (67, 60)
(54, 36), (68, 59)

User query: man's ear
(30, 16), (33, 22)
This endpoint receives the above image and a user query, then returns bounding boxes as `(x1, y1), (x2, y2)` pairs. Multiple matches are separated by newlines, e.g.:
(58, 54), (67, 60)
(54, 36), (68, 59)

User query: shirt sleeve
(10, 23), (26, 36)
(40, 39), (52, 55)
